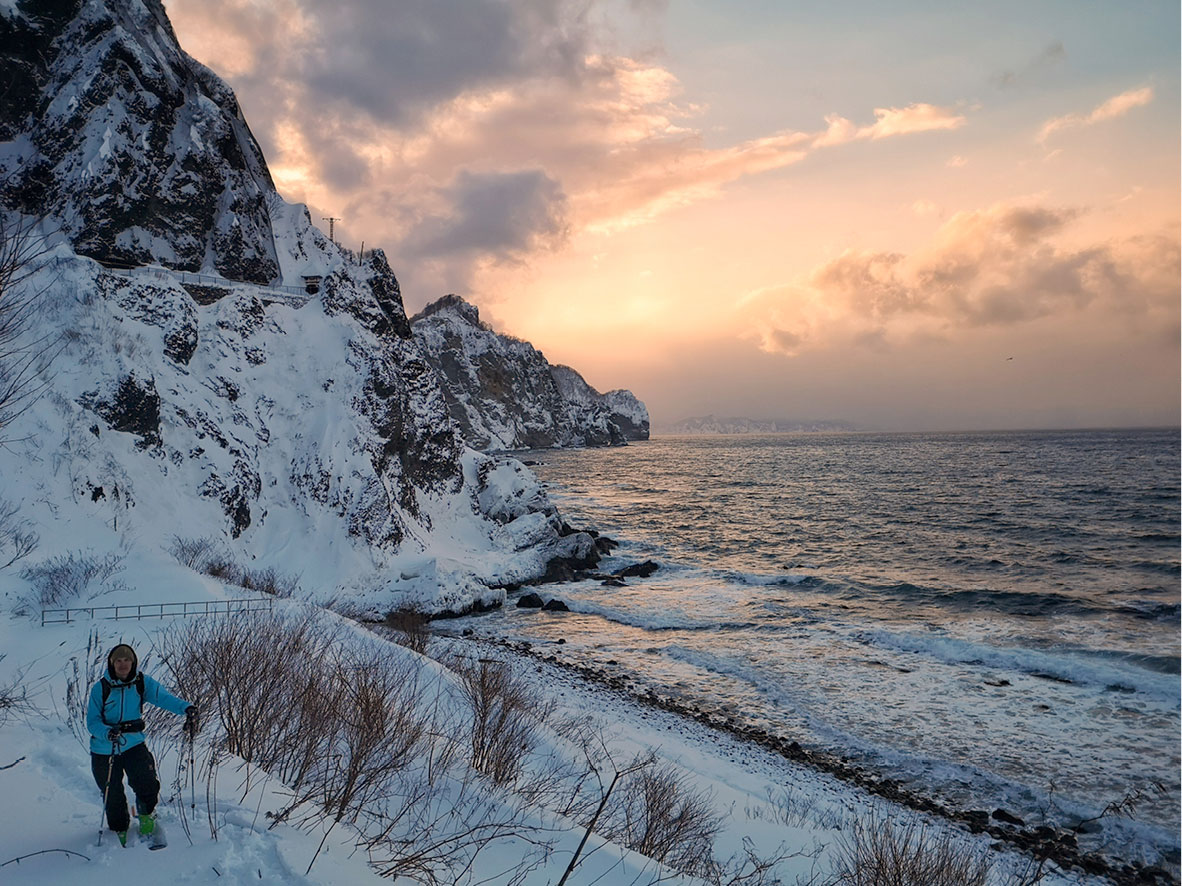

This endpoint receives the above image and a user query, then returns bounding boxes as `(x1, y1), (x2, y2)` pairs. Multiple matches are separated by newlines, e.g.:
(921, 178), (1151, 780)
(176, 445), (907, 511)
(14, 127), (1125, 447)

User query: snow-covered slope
(0, 0), (601, 615)
(411, 294), (650, 451)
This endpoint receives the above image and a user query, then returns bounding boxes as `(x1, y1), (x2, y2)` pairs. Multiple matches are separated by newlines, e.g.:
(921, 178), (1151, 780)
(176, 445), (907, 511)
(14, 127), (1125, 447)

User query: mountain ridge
(410, 293), (649, 451)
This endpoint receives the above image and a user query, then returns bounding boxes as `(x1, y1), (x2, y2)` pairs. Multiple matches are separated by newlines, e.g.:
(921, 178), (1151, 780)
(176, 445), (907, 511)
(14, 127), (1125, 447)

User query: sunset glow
(163, 0), (1180, 430)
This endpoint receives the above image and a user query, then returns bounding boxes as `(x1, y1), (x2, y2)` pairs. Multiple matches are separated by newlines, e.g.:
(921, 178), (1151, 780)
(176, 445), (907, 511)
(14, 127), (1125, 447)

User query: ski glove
(107, 727), (123, 744)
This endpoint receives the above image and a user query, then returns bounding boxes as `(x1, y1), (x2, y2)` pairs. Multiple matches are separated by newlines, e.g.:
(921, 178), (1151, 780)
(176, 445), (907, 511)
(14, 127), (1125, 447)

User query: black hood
(106, 644), (139, 683)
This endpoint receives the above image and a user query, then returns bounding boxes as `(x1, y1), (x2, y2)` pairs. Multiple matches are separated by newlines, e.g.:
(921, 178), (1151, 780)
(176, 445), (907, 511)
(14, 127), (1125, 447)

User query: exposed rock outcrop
(0, 0), (280, 283)
(411, 294), (649, 451)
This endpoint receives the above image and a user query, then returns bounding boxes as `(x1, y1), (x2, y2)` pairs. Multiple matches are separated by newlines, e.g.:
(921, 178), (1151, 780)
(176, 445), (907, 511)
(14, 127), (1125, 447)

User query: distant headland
(656, 415), (857, 435)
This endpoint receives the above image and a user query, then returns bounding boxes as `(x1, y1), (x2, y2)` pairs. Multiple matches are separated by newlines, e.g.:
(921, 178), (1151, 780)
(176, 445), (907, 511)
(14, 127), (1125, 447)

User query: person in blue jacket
(87, 643), (198, 845)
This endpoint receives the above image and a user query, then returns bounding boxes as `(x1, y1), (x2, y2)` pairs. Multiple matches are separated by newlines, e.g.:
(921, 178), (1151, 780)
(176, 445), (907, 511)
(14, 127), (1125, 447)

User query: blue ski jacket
(86, 646), (191, 755)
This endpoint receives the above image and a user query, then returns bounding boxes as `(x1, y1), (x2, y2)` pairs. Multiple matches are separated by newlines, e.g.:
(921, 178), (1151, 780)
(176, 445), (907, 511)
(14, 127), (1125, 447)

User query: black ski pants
(91, 742), (160, 832)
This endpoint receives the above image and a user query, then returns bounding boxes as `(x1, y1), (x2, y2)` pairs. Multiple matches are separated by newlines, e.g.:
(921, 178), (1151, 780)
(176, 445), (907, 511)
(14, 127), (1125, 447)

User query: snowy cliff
(0, 0), (601, 615)
(411, 294), (649, 451)
(0, 0), (283, 284)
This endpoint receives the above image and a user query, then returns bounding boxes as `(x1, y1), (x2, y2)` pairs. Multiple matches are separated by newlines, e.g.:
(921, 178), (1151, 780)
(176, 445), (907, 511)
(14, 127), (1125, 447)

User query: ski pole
(96, 734), (120, 846)
(187, 720), (196, 815)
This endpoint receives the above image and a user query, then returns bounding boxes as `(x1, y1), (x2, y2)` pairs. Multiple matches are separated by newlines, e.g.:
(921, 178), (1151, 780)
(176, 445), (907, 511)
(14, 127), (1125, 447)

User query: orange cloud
(1038, 86), (1154, 143)
(743, 200), (1180, 355)
(814, 103), (966, 147)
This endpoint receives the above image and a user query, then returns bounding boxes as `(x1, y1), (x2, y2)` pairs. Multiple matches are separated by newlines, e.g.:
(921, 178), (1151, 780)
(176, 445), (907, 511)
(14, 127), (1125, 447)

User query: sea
(454, 429), (1181, 865)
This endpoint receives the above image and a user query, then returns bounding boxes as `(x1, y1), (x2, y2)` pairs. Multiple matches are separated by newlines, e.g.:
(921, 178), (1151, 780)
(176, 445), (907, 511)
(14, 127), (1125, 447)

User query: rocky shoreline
(454, 631), (1178, 886)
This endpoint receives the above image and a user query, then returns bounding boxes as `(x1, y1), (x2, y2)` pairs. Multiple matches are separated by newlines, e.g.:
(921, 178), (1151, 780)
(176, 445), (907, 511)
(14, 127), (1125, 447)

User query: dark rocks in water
(537, 534), (602, 583)
(601, 577), (627, 587)
(962, 810), (991, 833)
(615, 560), (659, 578)
(542, 598), (570, 612)
(992, 808), (1025, 826)
(594, 535), (619, 554)
(984, 678), (1011, 687)
(539, 558), (577, 584)
(517, 593), (544, 608)
(1030, 671), (1074, 685)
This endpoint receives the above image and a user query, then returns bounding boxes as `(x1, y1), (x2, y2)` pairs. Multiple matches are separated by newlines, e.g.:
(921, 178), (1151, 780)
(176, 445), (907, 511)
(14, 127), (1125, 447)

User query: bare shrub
(601, 759), (723, 879)
(239, 565), (298, 598)
(450, 656), (553, 785)
(157, 608), (340, 787)
(63, 628), (106, 746)
(16, 550), (125, 613)
(827, 812), (990, 886)
(385, 608), (432, 655)
(0, 653), (37, 728)
(200, 555), (242, 584)
(0, 211), (57, 441)
(176, 543), (300, 597)
(0, 498), (37, 570)
(167, 535), (217, 570)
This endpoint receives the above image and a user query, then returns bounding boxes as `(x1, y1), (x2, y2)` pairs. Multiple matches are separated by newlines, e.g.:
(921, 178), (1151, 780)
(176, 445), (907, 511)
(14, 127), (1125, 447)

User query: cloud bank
(166, 0), (971, 301)
(744, 201), (1180, 356)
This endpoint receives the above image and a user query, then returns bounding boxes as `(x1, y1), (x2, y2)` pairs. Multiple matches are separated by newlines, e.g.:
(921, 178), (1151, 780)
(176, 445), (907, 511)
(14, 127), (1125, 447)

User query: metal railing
(41, 596), (274, 626)
(104, 265), (313, 307)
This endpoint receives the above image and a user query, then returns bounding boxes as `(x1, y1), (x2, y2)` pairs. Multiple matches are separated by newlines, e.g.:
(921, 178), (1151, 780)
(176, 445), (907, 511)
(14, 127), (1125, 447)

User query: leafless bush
(15, 550), (125, 613)
(826, 812), (990, 886)
(157, 609), (341, 787)
(450, 656), (553, 786)
(63, 629), (106, 746)
(0, 211), (57, 441)
(157, 608), (442, 873)
(201, 555), (243, 584)
(0, 498), (37, 570)
(384, 608), (432, 655)
(239, 565), (299, 598)
(0, 653), (36, 728)
(167, 535), (218, 570)
(601, 759), (723, 879)
(174, 543), (300, 597)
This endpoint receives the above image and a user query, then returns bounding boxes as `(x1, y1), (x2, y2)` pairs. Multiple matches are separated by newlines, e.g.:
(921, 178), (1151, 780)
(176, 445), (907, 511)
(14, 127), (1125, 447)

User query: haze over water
(456, 429), (1181, 864)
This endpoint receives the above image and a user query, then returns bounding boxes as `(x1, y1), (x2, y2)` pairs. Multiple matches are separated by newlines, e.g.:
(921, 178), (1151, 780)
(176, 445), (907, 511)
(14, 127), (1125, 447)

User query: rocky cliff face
(410, 295), (649, 451)
(0, 0), (280, 283)
(0, 0), (607, 615)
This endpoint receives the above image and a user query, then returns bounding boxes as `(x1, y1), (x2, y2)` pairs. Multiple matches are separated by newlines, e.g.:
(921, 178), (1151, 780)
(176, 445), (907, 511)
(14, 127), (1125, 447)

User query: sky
(162, 0), (1180, 431)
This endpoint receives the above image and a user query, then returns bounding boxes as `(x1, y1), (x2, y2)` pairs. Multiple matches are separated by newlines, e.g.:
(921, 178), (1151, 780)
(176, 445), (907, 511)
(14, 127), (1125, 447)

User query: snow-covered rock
(411, 294), (649, 450)
(0, 0), (601, 615)
(0, 0), (285, 284)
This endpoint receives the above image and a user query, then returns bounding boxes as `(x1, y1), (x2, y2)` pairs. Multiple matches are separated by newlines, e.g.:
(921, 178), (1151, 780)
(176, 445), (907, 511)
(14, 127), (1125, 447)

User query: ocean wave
(841, 580), (1180, 622)
(850, 628), (1181, 701)
(562, 599), (759, 633)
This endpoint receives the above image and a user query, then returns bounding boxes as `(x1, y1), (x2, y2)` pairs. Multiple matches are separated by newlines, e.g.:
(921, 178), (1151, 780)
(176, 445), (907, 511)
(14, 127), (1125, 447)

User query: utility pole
(322, 216), (340, 244)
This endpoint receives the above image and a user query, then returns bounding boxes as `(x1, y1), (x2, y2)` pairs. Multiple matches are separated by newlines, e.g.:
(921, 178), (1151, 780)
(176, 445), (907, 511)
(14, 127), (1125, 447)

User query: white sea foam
(851, 627), (1181, 702)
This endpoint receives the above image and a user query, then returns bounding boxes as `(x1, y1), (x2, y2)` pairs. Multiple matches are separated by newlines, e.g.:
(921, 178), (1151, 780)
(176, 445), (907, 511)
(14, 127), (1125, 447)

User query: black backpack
(99, 672), (145, 728)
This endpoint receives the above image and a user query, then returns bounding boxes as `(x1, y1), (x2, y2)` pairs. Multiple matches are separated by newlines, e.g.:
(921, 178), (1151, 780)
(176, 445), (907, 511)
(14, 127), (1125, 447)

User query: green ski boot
(116, 830), (128, 847)
(138, 812), (156, 837)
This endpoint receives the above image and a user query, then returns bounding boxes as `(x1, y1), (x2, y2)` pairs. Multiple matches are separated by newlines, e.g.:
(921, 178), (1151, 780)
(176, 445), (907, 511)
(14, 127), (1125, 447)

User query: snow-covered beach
(0, 556), (1109, 886)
